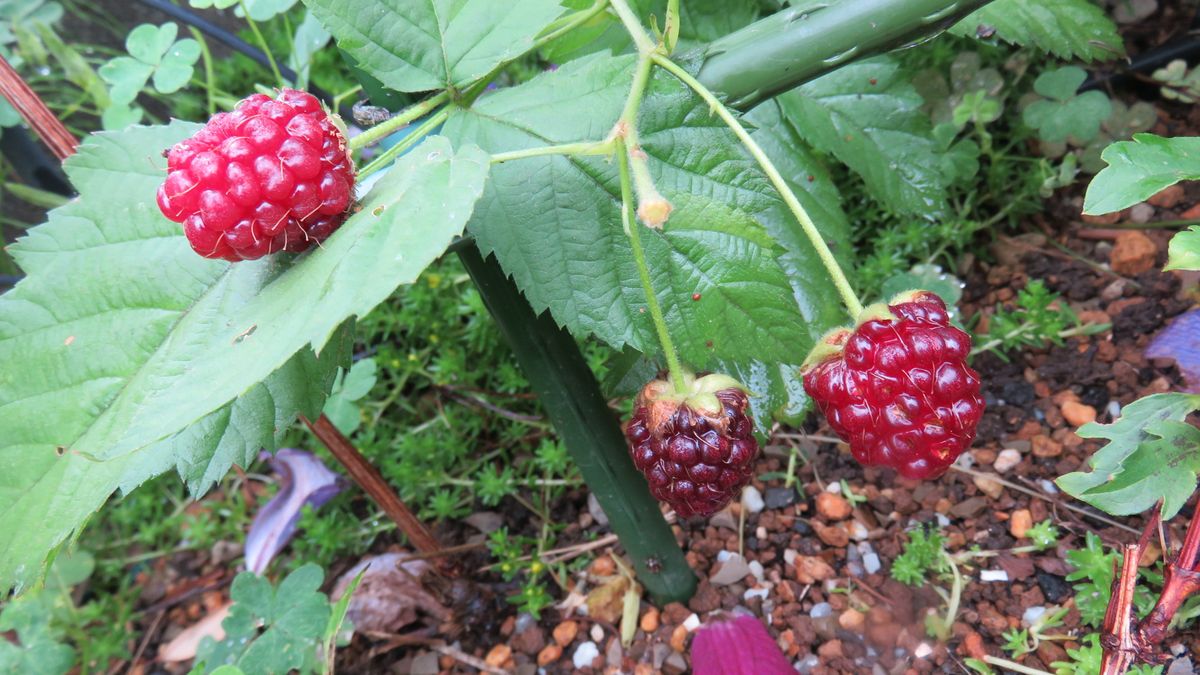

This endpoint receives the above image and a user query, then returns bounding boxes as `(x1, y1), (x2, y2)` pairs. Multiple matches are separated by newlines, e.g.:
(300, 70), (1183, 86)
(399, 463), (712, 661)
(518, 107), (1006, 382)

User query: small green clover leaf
(1023, 66), (1112, 144)
(188, 0), (240, 9)
(240, 0), (299, 21)
(100, 101), (145, 131)
(1152, 59), (1200, 103)
(953, 90), (1002, 128)
(98, 23), (200, 104)
(0, 0), (63, 45)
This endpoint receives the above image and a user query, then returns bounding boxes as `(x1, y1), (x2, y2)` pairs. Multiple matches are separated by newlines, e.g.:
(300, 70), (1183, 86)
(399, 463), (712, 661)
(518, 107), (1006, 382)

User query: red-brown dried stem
(302, 414), (452, 574)
(1100, 540), (1148, 675)
(0, 54), (77, 160)
(1140, 503), (1200, 647)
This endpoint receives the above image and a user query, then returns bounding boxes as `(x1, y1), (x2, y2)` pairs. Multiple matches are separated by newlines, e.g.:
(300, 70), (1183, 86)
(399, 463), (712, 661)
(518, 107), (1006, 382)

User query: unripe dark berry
(157, 88), (354, 261)
(802, 291), (984, 480)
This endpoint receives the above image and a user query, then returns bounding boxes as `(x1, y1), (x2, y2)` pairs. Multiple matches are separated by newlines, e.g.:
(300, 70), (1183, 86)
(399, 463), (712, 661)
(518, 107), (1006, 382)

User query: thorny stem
(649, 53), (865, 319)
(238, 0), (285, 87)
(356, 107), (451, 180)
(348, 91), (450, 152)
(608, 0), (656, 53)
(618, 138), (687, 393)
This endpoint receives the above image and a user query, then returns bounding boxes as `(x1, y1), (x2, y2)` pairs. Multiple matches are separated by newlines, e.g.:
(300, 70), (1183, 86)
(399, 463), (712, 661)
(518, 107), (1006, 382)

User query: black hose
(133, 0), (335, 105)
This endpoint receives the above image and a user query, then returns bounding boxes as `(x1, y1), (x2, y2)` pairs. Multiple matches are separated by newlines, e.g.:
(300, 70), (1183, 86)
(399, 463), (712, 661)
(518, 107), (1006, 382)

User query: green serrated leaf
(304, 0), (566, 92)
(442, 53), (838, 373)
(677, 0), (758, 43)
(1166, 226), (1200, 272)
(950, 0), (1124, 62)
(1084, 134), (1200, 215)
(1079, 420), (1200, 519)
(778, 57), (952, 216)
(1057, 393), (1200, 518)
(0, 124), (345, 593)
(0, 127), (480, 592)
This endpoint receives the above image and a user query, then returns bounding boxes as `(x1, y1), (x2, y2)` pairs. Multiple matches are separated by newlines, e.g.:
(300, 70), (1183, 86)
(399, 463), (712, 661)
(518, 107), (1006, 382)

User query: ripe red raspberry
(624, 373), (759, 518)
(801, 291), (984, 480)
(156, 88), (355, 261)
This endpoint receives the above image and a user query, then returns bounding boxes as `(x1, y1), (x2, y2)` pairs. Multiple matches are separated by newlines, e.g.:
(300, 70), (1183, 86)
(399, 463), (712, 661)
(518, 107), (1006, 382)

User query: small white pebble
(980, 570), (1009, 582)
(742, 486), (765, 513)
(936, 514), (951, 528)
(1039, 479), (1059, 494)
(863, 552), (882, 575)
(716, 550), (733, 563)
(1107, 400), (1122, 419)
(784, 549), (798, 566)
(1023, 606), (1047, 626)
(683, 613), (702, 631)
(825, 482), (842, 494)
(756, 526), (768, 540)
(748, 560), (765, 582)
(993, 448), (1022, 473)
(590, 623), (603, 642)
(955, 453), (976, 469)
(850, 521), (869, 541)
(744, 587), (770, 601)
(810, 602), (832, 619)
(572, 642), (599, 669)
(914, 642), (934, 659)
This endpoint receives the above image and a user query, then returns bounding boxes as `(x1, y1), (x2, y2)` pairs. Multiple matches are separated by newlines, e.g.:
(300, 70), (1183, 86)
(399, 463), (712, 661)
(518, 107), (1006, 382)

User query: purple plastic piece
(1146, 308), (1200, 393)
(691, 613), (796, 675)
(245, 448), (344, 574)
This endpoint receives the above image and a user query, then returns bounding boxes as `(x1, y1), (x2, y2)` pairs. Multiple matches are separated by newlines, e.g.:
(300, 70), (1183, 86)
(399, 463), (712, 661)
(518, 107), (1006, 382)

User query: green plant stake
(458, 243), (697, 604)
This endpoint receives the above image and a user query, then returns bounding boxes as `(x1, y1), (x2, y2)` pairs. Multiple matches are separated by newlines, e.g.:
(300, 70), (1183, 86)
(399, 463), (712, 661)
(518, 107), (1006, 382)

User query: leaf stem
(533, 0), (611, 52)
(349, 91), (451, 152)
(187, 26), (216, 117)
(491, 140), (614, 164)
(609, 0), (657, 54)
(356, 107), (451, 180)
(615, 56), (671, 227)
(238, 0), (285, 87)
(618, 139), (686, 393)
(649, 53), (864, 319)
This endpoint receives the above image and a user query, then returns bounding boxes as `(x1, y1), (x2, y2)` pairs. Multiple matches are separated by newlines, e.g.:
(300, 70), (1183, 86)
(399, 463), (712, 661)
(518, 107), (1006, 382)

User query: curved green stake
(697, 0), (992, 109)
(458, 244), (697, 604)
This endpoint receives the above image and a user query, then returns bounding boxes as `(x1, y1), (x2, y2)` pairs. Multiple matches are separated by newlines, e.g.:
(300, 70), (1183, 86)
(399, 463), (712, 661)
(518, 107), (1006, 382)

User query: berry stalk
(355, 107), (451, 180)
(618, 136), (687, 394)
(348, 91), (450, 152)
(650, 53), (865, 319)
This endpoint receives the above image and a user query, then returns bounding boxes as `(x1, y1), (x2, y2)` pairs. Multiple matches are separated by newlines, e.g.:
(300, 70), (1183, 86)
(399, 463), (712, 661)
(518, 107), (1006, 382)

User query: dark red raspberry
(624, 373), (759, 517)
(156, 88), (354, 261)
(801, 291), (984, 480)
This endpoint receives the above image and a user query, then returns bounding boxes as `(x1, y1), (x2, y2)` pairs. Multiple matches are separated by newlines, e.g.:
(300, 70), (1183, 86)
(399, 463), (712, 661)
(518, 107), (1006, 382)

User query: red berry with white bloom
(156, 88), (354, 261)
(624, 373), (759, 518)
(801, 291), (984, 480)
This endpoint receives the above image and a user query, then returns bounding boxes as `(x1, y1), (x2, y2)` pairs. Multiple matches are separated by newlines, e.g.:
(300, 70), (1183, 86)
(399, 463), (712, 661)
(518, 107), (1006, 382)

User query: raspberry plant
(0, 0), (1129, 606)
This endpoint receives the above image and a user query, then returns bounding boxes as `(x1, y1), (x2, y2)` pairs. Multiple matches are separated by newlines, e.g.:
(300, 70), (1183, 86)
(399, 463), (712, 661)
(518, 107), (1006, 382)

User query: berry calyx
(624, 372), (760, 517)
(801, 291), (985, 480)
(156, 88), (355, 261)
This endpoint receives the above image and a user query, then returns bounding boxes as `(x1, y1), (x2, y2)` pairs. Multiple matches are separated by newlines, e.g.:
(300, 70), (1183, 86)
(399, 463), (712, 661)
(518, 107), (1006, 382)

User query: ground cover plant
(1, 0), (1200, 673)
